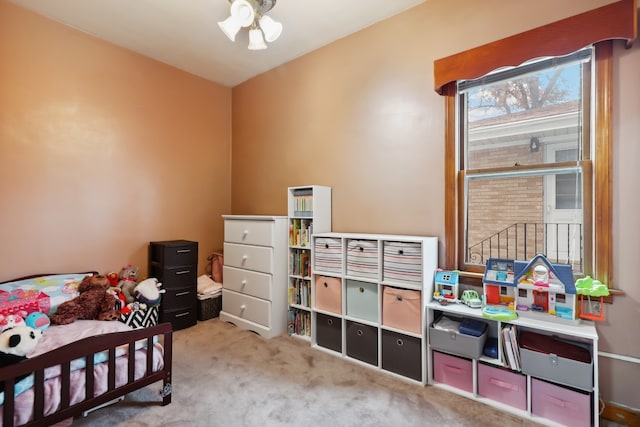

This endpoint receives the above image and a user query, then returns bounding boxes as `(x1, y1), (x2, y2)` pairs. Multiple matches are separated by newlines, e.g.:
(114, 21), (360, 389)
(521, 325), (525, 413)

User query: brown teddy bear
(50, 275), (121, 325)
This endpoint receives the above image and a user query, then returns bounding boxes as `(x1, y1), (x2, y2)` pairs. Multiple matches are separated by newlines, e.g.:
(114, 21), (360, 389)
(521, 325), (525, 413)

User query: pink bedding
(0, 320), (164, 426)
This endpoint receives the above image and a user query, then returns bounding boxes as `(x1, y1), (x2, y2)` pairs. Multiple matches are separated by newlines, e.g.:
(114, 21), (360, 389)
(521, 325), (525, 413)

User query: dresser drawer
(223, 242), (274, 274)
(224, 219), (275, 247)
(222, 289), (271, 328)
(223, 265), (272, 300)
(162, 285), (197, 309)
(161, 306), (197, 330)
(150, 264), (197, 288)
(149, 240), (198, 266)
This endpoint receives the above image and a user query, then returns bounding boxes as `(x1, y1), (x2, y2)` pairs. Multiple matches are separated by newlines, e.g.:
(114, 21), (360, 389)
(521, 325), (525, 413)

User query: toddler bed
(0, 273), (173, 427)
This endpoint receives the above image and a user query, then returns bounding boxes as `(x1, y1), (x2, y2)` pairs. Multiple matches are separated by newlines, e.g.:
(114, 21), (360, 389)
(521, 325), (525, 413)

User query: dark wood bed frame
(0, 273), (174, 426)
(0, 320), (173, 427)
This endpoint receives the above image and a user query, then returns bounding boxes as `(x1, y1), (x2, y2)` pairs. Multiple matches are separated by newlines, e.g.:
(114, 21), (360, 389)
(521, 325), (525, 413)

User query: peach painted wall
(0, 1), (232, 280)
(231, 0), (640, 408)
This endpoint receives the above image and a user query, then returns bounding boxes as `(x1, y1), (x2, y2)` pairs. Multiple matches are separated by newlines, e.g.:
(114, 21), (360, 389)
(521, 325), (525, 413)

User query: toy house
(433, 270), (459, 302)
(482, 258), (517, 307)
(513, 254), (577, 321)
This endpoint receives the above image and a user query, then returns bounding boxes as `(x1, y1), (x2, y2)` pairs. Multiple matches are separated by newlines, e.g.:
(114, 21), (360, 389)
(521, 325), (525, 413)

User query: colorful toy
(434, 270), (460, 303)
(461, 289), (482, 308)
(24, 312), (50, 331)
(133, 278), (165, 307)
(512, 254), (577, 321)
(483, 258), (517, 310)
(575, 276), (609, 321)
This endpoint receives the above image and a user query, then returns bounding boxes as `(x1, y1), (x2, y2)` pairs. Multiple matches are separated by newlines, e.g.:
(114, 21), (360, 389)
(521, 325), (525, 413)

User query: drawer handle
(357, 329), (364, 337)
(327, 319), (333, 326)
(175, 312), (191, 318)
(241, 280), (247, 286)
(176, 249), (191, 253)
(325, 243), (329, 249)
(242, 255), (248, 263)
(176, 291), (190, 297)
(398, 249), (404, 255)
(541, 393), (576, 410)
(175, 270), (191, 275)
(443, 364), (463, 375)
(359, 287), (364, 293)
(396, 295), (403, 302)
(359, 246), (364, 252)
(323, 282), (328, 288)
(396, 339), (404, 346)
(240, 304), (246, 311)
(243, 230), (249, 238)
(489, 377), (519, 391)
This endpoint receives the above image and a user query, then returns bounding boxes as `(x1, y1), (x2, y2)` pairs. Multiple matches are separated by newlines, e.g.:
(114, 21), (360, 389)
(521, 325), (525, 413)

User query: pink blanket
(0, 320), (164, 426)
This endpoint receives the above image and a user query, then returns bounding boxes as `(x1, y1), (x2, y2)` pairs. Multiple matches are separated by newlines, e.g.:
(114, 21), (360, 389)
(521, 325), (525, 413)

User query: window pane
(465, 61), (584, 170)
(466, 173), (583, 273)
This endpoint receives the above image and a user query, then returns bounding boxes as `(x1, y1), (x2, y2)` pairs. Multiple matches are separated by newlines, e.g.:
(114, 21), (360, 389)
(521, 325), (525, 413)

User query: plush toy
(0, 326), (43, 388)
(50, 275), (121, 325)
(118, 265), (139, 304)
(0, 311), (28, 332)
(134, 278), (165, 307)
(24, 312), (50, 332)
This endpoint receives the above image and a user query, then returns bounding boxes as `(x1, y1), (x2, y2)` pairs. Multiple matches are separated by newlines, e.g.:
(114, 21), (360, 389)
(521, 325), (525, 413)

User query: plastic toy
(461, 289), (482, 308)
(482, 305), (518, 320)
(575, 276), (609, 321)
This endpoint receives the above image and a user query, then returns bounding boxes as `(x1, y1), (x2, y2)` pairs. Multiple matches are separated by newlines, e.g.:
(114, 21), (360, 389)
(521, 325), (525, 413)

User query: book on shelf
(501, 324), (521, 371)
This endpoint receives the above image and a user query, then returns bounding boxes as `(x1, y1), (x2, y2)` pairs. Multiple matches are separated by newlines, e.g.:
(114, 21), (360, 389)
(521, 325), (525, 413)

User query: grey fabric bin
(429, 324), (487, 359)
(520, 347), (593, 391)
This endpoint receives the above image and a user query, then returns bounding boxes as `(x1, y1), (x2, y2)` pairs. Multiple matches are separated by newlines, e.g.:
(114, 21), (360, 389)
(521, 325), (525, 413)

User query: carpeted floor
(69, 319), (581, 426)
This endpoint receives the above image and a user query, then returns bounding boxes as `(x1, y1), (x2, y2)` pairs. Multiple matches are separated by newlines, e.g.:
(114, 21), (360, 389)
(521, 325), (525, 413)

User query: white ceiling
(10, 0), (427, 87)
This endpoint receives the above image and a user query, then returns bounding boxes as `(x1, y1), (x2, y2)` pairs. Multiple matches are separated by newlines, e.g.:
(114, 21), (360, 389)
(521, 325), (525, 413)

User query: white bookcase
(310, 232), (438, 384)
(426, 301), (599, 426)
(286, 185), (331, 339)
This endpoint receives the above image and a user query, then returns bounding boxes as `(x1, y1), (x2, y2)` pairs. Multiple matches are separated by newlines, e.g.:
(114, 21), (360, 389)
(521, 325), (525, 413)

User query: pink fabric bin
(432, 351), (473, 393)
(478, 363), (527, 410)
(531, 378), (591, 427)
(315, 275), (342, 314)
(382, 286), (421, 334)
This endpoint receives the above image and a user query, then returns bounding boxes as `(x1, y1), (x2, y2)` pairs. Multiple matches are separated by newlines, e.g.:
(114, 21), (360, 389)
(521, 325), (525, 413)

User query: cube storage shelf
(426, 301), (599, 426)
(311, 232), (438, 384)
(287, 186), (331, 340)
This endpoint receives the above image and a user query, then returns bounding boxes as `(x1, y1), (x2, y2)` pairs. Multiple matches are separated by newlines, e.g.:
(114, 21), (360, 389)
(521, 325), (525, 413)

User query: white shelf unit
(311, 232), (438, 384)
(426, 301), (599, 426)
(220, 215), (288, 339)
(286, 186), (331, 340)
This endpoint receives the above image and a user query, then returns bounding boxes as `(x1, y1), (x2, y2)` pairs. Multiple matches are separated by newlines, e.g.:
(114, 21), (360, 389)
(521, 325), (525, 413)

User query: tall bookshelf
(287, 185), (331, 339)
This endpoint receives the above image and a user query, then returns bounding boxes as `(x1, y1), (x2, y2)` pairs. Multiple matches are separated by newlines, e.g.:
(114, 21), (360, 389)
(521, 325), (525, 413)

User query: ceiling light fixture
(218, 0), (282, 50)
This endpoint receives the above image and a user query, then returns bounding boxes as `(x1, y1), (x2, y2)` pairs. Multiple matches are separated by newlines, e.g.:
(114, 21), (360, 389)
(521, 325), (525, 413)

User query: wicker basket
(197, 293), (222, 321)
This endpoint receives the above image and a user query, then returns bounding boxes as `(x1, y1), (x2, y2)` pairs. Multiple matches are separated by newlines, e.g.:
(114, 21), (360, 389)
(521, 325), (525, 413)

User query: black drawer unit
(149, 240), (198, 330)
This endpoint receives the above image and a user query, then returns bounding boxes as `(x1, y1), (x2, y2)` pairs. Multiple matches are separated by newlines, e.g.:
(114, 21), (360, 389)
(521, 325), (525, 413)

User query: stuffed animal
(118, 265), (139, 304)
(24, 312), (50, 332)
(0, 326), (43, 388)
(0, 311), (28, 332)
(134, 278), (165, 307)
(50, 275), (121, 325)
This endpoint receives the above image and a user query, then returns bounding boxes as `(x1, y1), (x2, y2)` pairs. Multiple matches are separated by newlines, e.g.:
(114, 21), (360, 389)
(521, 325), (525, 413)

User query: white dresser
(220, 215), (288, 338)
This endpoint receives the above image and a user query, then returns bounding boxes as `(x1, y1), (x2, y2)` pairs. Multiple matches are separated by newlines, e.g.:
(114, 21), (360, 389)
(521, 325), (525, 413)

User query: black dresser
(148, 240), (198, 330)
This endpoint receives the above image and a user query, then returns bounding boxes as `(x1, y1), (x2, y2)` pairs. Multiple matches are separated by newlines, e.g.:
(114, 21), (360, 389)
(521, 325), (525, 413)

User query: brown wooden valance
(434, 0), (637, 94)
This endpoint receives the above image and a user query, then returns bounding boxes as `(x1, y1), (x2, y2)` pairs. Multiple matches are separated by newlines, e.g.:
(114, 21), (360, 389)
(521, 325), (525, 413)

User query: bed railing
(0, 322), (173, 427)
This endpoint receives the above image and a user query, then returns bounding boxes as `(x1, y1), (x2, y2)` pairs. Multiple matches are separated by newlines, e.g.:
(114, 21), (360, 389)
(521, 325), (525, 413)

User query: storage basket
(197, 293), (222, 321)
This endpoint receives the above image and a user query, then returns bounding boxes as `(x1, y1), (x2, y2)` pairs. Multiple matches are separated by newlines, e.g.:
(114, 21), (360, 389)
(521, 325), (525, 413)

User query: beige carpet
(70, 319), (547, 427)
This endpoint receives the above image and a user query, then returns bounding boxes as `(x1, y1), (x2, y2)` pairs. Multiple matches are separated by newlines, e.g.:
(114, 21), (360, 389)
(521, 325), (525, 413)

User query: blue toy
(24, 312), (50, 332)
(482, 305), (518, 321)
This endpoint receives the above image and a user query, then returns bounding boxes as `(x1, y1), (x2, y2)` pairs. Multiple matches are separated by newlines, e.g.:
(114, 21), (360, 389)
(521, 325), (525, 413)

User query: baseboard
(601, 401), (640, 427)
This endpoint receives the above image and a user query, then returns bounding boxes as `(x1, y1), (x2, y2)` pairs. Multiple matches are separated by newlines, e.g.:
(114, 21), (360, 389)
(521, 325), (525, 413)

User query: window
(459, 49), (591, 274)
